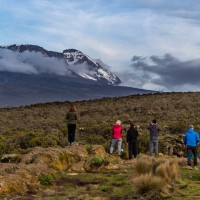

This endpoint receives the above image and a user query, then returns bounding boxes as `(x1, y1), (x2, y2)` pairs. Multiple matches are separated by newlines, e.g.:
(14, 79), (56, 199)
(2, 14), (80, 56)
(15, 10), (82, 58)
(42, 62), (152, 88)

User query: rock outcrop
(0, 145), (119, 195)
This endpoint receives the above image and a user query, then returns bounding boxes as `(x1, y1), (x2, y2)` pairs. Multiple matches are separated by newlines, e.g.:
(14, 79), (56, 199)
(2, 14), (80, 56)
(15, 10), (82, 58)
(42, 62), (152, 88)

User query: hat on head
(130, 121), (134, 126)
(152, 119), (157, 124)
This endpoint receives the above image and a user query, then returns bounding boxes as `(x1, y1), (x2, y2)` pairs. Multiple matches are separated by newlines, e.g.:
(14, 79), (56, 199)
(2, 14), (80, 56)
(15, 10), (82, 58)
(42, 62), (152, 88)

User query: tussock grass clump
(131, 154), (179, 197)
(133, 154), (153, 175)
(156, 159), (178, 181)
(133, 173), (164, 194)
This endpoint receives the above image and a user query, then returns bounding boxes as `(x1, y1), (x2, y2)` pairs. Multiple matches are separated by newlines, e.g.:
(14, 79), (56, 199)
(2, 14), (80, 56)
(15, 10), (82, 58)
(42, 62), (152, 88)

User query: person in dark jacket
(184, 125), (200, 166)
(66, 104), (78, 146)
(126, 121), (138, 159)
(147, 119), (161, 157)
(109, 120), (123, 156)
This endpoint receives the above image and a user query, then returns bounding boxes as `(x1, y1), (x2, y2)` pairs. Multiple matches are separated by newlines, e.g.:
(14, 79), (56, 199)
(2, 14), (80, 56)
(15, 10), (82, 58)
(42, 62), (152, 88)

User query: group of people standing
(109, 119), (200, 167)
(109, 119), (160, 159)
(65, 104), (200, 167)
(65, 104), (161, 160)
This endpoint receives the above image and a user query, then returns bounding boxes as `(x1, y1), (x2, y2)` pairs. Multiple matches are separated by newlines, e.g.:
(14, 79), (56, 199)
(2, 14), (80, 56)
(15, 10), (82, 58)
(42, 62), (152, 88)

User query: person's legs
(128, 142), (133, 159)
(187, 146), (193, 166)
(67, 124), (73, 145)
(117, 138), (122, 156)
(110, 139), (117, 154)
(133, 141), (138, 158)
(192, 146), (198, 166)
(154, 140), (158, 157)
(149, 140), (153, 156)
(71, 124), (76, 143)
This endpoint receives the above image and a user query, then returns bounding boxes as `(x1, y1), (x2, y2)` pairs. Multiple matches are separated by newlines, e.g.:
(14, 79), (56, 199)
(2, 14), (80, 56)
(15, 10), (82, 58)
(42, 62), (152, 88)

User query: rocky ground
(0, 145), (199, 200)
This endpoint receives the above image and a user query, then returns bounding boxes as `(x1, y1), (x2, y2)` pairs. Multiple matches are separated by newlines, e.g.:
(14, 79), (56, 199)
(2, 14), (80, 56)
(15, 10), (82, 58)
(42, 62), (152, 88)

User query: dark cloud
(120, 53), (200, 91)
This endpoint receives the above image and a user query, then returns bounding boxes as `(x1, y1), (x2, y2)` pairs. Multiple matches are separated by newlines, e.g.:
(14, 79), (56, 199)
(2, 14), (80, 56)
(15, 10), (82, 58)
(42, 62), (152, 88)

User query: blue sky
(1, 0), (200, 91)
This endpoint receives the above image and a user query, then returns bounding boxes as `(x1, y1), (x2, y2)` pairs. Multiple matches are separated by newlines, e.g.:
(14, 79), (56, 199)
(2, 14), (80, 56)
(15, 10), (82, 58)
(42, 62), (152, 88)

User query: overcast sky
(1, 0), (200, 92)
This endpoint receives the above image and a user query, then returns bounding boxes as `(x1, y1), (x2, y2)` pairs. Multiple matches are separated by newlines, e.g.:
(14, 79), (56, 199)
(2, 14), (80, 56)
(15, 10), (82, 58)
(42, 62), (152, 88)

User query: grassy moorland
(0, 92), (200, 156)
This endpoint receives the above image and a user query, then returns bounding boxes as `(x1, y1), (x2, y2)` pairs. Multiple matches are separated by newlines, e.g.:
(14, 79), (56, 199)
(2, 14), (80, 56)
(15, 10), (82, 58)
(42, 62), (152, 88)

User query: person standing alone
(147, 119), (161, 157)
(126, 121), (139, 159)
(184, 125), (199, 167)
(66, 104), (78, 146)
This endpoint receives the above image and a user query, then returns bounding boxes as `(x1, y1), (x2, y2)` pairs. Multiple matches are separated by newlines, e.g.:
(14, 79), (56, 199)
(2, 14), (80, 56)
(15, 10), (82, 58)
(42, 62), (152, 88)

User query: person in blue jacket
(184, 125), (200, 166)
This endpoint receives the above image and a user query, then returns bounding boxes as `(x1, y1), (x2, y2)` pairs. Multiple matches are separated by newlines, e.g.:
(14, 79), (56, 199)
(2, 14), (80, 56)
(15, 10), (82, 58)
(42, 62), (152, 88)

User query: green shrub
(100, 185), (113, 192)
(85, 133), (107, 145)
(86, 144), (93, 153)
(0, 136), (7, 157)
(89, 157), (105, 167)
(40, 174), (54, 186)
(20, 132), (38, 149)
(138, 131), (149, 154)
(88, 157), (109, 169)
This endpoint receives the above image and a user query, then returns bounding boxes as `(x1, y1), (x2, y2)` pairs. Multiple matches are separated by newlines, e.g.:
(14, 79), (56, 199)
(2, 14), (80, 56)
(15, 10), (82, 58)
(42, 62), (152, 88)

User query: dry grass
(132, 173), (164, 194)
(133, 154), (153, 175)
(131, 154), (179, 196)
(156, 159), (179, 181)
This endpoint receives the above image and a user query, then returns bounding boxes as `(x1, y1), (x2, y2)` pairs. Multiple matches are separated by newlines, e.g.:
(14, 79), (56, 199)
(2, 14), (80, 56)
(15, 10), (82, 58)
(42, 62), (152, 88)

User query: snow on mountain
(0, 44), (121, 85)
(63, 49), (121, 85)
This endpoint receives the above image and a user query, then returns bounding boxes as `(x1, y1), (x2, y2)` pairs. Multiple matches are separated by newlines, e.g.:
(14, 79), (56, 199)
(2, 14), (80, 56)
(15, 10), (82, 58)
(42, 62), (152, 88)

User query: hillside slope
(0, 92), (199, 156)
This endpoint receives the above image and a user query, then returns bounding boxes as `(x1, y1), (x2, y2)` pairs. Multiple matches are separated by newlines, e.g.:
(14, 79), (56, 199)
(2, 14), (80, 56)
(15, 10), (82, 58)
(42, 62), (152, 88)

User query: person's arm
(196, 132), (200, 143)
(111, 126), (114, 138)
(66, 113), (69, 120)
(184, 135), (187, 145)
(136, 129), (139, 137)
(126, 130), (129, 144)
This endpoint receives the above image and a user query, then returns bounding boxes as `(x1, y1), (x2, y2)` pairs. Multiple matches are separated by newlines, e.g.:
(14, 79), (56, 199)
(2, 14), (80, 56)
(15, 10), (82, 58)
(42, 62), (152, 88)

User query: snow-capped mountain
(0, 44), (121, 85)
(63, 49), (121, 85)
(0, 44), (155, 107)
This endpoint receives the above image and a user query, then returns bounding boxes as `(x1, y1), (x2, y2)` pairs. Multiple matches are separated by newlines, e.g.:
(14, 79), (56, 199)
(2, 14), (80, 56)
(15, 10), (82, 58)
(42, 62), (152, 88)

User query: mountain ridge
(0, 44), (121, 85)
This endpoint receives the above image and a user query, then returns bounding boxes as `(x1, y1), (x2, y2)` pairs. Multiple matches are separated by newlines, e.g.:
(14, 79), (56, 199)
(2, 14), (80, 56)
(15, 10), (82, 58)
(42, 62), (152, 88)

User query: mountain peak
(0, 44), (121, 85)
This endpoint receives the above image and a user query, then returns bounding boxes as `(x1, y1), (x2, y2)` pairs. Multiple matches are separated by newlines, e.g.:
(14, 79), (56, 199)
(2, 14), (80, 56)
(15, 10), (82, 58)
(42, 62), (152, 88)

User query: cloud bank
(120, 54), (200, 92)
(0, 49), (71, 75)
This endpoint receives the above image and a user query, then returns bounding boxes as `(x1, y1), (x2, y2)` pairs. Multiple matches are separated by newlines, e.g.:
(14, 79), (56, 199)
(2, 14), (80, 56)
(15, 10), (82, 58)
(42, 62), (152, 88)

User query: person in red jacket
(109, 120), (123, 156)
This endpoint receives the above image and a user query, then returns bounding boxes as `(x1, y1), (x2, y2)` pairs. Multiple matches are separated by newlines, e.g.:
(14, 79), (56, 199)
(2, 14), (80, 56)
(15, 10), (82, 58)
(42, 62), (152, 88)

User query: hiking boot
(71, 142), (78, 146)
(185, 166), (193, 170)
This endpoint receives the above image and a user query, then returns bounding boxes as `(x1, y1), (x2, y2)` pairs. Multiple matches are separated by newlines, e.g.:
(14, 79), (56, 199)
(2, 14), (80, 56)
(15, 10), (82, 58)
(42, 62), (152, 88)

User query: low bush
(89, 157), (105, 167)
(100, 185), (113, 192)
(40, 174), (54, 186)
(87, 156), (110, 170)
